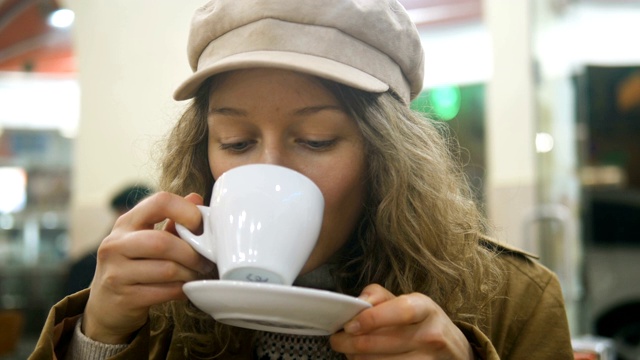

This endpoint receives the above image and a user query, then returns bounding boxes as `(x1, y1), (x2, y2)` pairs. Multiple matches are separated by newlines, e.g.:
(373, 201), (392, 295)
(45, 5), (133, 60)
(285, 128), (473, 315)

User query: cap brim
(173, 51), (389, 101)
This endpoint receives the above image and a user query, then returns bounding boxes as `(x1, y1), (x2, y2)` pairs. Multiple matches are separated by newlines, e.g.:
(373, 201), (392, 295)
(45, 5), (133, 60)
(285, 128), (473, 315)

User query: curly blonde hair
(151, 78), (503, 358)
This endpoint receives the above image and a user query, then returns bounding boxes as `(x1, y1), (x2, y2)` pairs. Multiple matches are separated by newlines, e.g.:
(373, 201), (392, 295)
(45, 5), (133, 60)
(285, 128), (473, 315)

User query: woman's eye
(219, 140), (255, 152)
(298, 139), (337, 150)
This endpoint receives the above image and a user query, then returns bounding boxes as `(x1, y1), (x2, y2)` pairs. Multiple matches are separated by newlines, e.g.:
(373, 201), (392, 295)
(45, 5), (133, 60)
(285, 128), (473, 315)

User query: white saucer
(183, 280), (371, 336)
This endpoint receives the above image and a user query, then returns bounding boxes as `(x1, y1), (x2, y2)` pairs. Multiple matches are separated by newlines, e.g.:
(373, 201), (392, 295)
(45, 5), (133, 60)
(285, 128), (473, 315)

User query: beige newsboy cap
(173, 0), (425, 104)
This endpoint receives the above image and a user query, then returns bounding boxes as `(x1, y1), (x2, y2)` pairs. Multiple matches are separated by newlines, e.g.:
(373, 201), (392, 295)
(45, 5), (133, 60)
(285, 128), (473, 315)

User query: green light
(429, 85), (461, 121)
(410, 85), (462, 121)
(410, 91), (431, 114)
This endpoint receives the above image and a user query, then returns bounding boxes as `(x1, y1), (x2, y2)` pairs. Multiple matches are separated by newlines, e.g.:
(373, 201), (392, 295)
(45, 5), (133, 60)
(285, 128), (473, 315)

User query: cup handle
(175, 205), (216, 263)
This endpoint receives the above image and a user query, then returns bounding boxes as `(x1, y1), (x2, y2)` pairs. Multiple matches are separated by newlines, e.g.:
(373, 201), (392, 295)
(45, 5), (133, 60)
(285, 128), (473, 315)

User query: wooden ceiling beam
(0, 0), (34, 33)
(0, 30), (69, 63)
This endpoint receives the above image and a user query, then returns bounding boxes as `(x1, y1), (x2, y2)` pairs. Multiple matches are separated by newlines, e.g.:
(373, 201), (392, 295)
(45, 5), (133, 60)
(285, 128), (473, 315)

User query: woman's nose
(256, 143), (289, 168)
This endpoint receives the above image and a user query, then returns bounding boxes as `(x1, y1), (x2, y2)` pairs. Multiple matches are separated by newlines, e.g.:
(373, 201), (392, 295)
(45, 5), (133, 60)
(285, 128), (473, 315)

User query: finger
(184, 192), (205, 205)
(332, 326), (418, 355)
(117, 191), (203, 231)
(129, 282), (191, 303)
(101, 229), (214, 274)
(97, 280), (190, 312)
(345, 293), (434, 335)
(344, 353), (412, 360)
(334, 306), (475, 359)
(357, 283), (396, 305)
(107, 258), (204, 285)
(341, 284), (396, 335)
(164, 193), (204, 234)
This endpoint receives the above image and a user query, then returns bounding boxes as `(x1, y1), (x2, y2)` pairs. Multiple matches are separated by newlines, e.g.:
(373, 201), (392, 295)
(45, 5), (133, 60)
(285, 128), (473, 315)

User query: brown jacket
(29, 241), (574, 359)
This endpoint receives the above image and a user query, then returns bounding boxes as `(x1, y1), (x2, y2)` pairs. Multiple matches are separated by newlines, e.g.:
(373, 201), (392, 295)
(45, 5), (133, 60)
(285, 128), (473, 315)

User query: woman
(31, 0), (574, 359)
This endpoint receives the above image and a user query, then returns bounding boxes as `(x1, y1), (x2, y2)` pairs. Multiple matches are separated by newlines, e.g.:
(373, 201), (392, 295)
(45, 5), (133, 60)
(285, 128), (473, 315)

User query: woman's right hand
(82, 192), (214, 344)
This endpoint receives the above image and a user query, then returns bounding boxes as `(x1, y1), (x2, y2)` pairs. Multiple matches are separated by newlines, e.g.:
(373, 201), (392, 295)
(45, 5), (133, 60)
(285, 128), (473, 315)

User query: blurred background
(0, 0), (638, 359)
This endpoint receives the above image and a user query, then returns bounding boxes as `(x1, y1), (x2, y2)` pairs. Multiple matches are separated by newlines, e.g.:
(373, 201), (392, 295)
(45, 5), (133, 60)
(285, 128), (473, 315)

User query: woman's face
(207, 68), (366, 275)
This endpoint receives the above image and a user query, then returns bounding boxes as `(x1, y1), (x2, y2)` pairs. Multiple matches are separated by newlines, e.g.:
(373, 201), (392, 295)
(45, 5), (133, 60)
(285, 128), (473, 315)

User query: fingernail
(357, 293), (369, 302)
(344, 320), (360, 334)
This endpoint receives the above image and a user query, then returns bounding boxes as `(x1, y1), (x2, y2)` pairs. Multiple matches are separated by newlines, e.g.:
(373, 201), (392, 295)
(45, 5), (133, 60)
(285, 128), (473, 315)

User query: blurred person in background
(64, 184), (153, 295)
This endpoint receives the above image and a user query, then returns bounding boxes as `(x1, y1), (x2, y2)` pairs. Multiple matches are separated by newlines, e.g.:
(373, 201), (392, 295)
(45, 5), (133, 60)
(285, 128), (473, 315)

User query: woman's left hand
(330, 284), (475, 359)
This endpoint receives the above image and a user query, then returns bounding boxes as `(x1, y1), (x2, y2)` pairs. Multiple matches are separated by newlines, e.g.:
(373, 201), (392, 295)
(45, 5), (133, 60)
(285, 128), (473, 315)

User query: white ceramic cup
(176, 164), (324, 286)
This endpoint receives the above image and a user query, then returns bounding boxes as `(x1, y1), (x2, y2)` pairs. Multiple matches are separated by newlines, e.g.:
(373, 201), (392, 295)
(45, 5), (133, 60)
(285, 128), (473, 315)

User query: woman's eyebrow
(208, 107), (247, 116)
(293, 105), (344, 116)
(209, 105), (344, 117)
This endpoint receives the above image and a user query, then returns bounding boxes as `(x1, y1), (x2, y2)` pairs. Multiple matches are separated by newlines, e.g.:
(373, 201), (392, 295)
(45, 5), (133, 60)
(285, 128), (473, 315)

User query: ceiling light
(48, 9), (75, 29)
